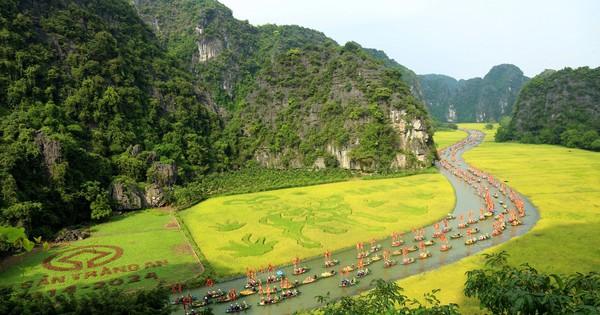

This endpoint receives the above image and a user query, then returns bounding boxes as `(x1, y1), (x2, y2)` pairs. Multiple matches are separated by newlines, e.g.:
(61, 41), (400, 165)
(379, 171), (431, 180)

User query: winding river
(171, 129), (539, 314)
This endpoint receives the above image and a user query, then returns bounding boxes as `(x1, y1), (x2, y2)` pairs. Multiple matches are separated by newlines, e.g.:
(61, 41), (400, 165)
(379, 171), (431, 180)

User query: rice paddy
(0, 209), (202, 296)
(179, 174), (455, 277)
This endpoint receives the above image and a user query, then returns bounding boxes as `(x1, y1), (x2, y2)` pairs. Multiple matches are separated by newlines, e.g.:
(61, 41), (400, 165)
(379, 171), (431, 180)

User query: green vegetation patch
(0, 210), (201, 297)
(179, 174), (454, 277)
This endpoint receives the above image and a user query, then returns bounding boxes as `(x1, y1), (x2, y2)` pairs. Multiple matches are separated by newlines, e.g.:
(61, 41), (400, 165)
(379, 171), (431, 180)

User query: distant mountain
(496, 66), (600, 151)
(419, 64), (529, 122)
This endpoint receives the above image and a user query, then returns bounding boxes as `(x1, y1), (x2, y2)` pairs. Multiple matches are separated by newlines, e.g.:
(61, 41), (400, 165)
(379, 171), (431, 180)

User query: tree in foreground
(464, 251), (600, 314)
(296, 278), (459, 315)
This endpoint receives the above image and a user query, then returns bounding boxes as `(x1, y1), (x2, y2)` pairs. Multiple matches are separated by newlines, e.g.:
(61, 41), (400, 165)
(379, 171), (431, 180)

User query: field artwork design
(180, 174), (454, 276)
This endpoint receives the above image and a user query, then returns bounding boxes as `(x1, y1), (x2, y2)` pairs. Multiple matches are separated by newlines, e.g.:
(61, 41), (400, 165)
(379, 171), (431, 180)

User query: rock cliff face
(232, 42), (436, 171)
(419, 64), (529, 122)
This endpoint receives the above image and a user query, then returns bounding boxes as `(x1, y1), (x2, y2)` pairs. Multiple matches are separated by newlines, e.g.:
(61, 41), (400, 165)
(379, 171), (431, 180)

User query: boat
(357, 251), (370, 259)
(342, 265), (355, 273)
(406, 245), (418, 252)
(280, 289), (300, 300)
(239, 288), (257, 296)
(493, 193), (498, 198)
(320, 270), (336, 278)
(371, 254), (382, 261)
(226, 303), (251, 313)
(450, 233), (462, 239)
(264, 276), (281, 283)
(478, 233), (491, 241)
(466, 227), (480, 234)
(484, 211), (493, 217)
(356, 268), (370, 278)
(432, 231), (443, 238)
(339, 279), (358, 287)
(457, 223), (469, 229)
(467, 219), (479, 224)
(191, 299), (210, 308)
(479, 215), (487, 221)
(391, 240), (405, 247)
(440, 244), (452, 252)
(465, 238), (478, 245)
(258, 296), (280, 306)
(401, 257), (416, 265)
(371, 244), (382, 252)
(441, 226), (453, 233)
(323, 260), (339, 268)
(293, 267), (309, 275)
(413, 235), (426, 242)
(391, 250), (403, 256)
(244, 280), (258, 289)
(418, 252), (432, 259)
(446, 214), (456, 220)
(301, 276), (318, 285)
(383, 260), (397, 268)
(424, 240), (435, 246)
(492, 230), (502, 236)
(511, 220), (521, 226)
(215, 295), (233, 304)
(205, 291), (224, 299)
(259, 287), (278, 295)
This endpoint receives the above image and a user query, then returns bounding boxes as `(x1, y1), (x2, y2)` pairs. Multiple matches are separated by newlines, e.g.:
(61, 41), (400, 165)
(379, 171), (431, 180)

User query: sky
(218, 0), (600, 80)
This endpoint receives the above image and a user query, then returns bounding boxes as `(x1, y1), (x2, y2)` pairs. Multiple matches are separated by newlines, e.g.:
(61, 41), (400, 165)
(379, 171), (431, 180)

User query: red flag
(419, 241), (425, 250)
(443, 219), (448, 227)
(206, 278), (214, 287)
(459, 214), (464, 222)
(434, 222), (440, 230)
(440, 234), (446, 242)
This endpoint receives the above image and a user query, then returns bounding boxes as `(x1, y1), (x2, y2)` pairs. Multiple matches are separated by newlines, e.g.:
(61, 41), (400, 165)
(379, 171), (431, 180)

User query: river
(171, 129), (539, 314)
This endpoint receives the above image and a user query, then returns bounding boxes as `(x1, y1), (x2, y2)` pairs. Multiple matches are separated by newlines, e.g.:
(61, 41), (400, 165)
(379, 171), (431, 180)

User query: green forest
(0, 0), (435, 238)
(496, 67), (600, 151)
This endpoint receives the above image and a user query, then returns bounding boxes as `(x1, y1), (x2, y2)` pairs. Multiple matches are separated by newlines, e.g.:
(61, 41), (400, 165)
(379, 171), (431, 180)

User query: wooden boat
(280, 282), (297, 289)
(357, 251), (370, 259)
(478, 233), (491, 241)
(205, 291), (224, 299)
(244, 281), (258, 289)
(479, 215), (487, 221)
(264, 276), (281, 283)
(467, 219), (478, 224)
(441, 226), (453, 233)
(457, 223), (469, 229)
(226, 304), (251, 313)
(484, 211), (493, 217)
(356, 269), (370, 278)
(492, 230), (502, 236)
(258, 296), (280, 306)
(371, 254), (382, 261)
(215, 295), (233, 304)
(511, 220), (521, 226)
(465, 238), (478, 245)
(301, 276), (318, 285)
(446, 214), (456, 220)
(391, 240), (405, 247)
(401, 257), (416, 265)
(424, 240), (435, 246)
(191, 299), (210, 308)
(493, 193), (498, 198)
(466, 227), (480, 234)
(383, 260), (397, 268)
(418, 252), (432, 259)
(440, 244), (452, 252)
(339, 279), (358, 287)
(450, 232), (462, 239)
(259, 287), (278, 295)
(406, 245), (418, 252)
(391, 250), (403, 256)
(371, 244), (382, 252)
(432, 231), (443, 238)
(320, 270), (336, 278)
(280, 290), (300, 300)
(413, 235), (426, 242)
(293, 267), (309, 275)
(323, 260), (339, 267)
(342, 265), (355, 273)
(239, 288), (257, 296)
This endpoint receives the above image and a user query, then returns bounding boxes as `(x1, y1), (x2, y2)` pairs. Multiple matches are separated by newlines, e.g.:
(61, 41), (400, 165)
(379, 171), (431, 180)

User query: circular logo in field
(42, 245), (124, 272)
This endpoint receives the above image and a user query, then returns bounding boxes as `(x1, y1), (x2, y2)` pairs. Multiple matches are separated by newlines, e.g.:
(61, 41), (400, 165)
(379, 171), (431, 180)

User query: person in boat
(313, 274), (318, 280)
(294, 279), (299, 286)
(242, 301), (248, 309)
(203, 295), (209, 305)
(189, 310), (196, 315)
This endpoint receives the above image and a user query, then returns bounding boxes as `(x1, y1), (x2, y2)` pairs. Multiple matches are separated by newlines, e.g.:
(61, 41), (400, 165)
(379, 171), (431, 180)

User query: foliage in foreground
(296, 278), (459, 315)
(0, 284), (174, 315)
(464, 251), (600, 314)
